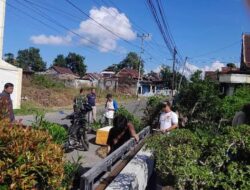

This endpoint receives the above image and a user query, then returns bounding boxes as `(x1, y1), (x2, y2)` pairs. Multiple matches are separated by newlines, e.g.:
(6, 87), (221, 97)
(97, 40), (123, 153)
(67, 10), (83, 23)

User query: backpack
(113, 100), (118, 112)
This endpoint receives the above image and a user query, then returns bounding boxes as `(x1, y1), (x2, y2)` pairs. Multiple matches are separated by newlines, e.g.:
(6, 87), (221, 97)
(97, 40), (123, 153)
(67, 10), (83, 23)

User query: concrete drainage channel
(80, 126), (155, 190)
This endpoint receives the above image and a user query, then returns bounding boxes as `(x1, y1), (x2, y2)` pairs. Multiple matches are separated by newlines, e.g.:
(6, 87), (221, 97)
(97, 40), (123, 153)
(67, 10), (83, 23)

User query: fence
(80, 126), (151, 190)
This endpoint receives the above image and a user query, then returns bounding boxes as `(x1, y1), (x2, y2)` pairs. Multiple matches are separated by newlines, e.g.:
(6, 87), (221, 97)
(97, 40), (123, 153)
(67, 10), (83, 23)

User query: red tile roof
(117, 68), (139, 78)
(52, 66), (74, 75)
(242, 34), (250, 68)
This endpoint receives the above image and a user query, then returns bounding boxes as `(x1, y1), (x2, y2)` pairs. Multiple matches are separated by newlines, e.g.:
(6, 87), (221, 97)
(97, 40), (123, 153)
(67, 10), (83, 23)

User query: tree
(159, 64), (172, 88)
(65, 52), (87, 77)
(4, 53), (15, 65)
(16, 47), (46, 71)
(227, 63), (237, 68)
(53, 54), (67, 67)
(190, 70), (203, 83)
(119, 52), (144, 73)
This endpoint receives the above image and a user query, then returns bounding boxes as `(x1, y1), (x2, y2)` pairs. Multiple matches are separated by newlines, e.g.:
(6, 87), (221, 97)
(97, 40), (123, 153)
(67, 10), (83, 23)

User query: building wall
(0, 61), (23, 109)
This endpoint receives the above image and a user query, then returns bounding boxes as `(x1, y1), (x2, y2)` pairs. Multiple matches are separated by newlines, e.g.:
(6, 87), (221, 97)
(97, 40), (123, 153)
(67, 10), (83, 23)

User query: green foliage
(53, 54), (67, 67)
(142, 96), (166, 127)
(222, 86), (250, 119)
(16, 47), (46, 71)
(65, 52), (87, 77)
(175, 74), (222, 124)
(146, 125), (250, 189)
(105, 52), (144, 73)
(4, 53), (15, 65)
(62, 157), (82, 188)
(116, 106), (142, 132)
(31, 74), (65, 89)
(14, 101), (45, 116)
(0, 120), (68, 189)
(91, 120), (102, 131)
(32, 113), (67, 145)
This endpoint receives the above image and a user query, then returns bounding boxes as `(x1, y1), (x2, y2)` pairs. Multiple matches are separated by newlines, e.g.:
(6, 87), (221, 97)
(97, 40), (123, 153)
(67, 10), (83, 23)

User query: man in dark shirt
(0, 83), (15, 122)
(87, 88), (97, 124)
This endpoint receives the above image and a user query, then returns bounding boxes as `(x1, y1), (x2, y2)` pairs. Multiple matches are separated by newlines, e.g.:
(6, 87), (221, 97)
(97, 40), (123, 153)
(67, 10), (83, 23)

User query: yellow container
(95, 126), (112, 145)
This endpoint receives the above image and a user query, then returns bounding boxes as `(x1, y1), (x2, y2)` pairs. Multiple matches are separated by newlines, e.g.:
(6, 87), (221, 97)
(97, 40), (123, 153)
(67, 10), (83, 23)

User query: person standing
(87, 88), (97, 124)
(104, 94), (118, 126)
(73, 88), (87, 113)
(159, 101), (178, 133)
(0, 83), (15, 123)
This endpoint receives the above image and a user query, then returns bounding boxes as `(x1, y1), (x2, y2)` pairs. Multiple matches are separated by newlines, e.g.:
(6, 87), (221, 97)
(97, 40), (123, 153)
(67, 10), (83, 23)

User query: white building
(0, 0), (22, 108)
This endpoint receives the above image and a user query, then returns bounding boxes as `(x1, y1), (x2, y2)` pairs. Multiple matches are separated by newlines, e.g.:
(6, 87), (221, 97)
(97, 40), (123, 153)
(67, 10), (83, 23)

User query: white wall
(0, 60), (22, 109)
(0, 0), (6, 59)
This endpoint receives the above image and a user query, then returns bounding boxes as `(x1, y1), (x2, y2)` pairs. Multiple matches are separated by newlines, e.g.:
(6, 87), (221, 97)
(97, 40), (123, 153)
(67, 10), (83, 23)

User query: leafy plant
(175, 74), (222, 125)
(32, 113), (67, 144)
(146, 125), (250, 189)
(91, 120), (102, 131)
(116, 106), (142, 132)
(32, 75), (65, 89)
(0, 120), (67, 189)
(222, 86), (250, 119)
(142, 96), (166, 128)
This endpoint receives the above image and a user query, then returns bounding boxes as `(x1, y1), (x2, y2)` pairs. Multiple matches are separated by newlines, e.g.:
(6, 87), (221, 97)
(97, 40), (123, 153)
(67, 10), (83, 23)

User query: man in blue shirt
(87, 88), (97, 124)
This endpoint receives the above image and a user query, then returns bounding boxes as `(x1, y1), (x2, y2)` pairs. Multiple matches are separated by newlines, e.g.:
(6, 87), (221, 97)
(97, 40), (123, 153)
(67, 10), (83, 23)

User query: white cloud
(30, 34), (72, 45)
(183, 60), (225, 79)
(76, 6), (136, 52)
(30, 6), (136, 52)
(153, 65), (163, 73)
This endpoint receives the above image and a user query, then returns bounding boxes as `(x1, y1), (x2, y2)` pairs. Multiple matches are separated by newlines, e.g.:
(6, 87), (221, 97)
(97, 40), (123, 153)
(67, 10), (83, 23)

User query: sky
(3, 0), (250, 74)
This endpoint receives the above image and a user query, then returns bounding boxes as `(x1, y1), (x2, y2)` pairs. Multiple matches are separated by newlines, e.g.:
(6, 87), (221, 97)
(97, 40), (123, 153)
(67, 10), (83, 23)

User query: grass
(14, 101), (47, 116)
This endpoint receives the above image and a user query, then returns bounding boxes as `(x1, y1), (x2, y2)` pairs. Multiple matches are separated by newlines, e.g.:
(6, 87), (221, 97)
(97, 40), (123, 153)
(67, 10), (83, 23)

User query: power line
(191, 40), (241, 59)
(65, 0), (142, 50)
(16, 0), (124, 54)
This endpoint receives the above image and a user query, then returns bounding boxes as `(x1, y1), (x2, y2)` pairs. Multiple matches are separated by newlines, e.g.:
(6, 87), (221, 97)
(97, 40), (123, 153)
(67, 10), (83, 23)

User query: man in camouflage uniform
(73, 88), (89, 149)
(0, 83), (15, 122)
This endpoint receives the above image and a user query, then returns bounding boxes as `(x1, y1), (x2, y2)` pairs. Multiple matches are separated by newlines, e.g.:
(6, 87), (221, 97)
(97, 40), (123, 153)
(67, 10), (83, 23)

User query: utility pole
(177, 57), (188, 91)
(0, 0), (6, 60)
(171, 48), (177, 97)
(136, 33), (150, 98)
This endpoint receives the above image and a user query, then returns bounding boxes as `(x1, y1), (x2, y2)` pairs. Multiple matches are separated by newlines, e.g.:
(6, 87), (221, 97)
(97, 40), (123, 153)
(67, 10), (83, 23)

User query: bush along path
(146, 122), (250, 189)
(0, 117), (80, 190)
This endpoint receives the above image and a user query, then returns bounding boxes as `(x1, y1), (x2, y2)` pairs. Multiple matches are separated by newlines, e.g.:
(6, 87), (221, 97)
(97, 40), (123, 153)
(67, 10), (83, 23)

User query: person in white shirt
(159, 101), (178, 133)
(104, 94), (118, 126)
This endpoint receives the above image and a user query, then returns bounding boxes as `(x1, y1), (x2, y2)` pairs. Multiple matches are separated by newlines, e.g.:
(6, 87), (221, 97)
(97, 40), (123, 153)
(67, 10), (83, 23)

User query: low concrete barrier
(106, 146), (154, 190)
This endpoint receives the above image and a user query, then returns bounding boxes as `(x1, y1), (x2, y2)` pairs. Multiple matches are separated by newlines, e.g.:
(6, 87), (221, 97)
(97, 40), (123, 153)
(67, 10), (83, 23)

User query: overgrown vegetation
(116, 106), (142, 132)
(142, 95), (166, 128)
(222, 86), (250, 119)
(0, 120), (72, 189)
(145, 71), (250, 189)
(146, 125), (250, 189)
(32, 113), (68, 145)
(31, 75), (65, 89)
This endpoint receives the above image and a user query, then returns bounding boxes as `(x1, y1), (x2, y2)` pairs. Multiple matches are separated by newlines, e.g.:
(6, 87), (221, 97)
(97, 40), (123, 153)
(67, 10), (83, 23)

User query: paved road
(17, 99), (146, 126)
(16, 99), (147, 168)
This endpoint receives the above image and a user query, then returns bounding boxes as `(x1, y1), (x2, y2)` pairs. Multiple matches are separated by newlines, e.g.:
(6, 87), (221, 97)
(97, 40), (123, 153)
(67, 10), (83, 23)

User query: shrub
(0, 120), (67, 189)
(142, 96), (166, 128)
(175, 78), (222, 124)
(32, 113), (67, 145)
(222, 86), (250, 119)
(31, 75), (65, 89)
(116, 106), (142, 132)
(146, 125), (250, 189)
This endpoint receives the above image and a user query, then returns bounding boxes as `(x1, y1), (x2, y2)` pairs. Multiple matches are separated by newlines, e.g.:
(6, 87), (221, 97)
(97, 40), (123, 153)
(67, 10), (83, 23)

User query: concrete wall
(219, 73), (250, 84)
(106, 147), (154, 190)
(0, 60), (23, 109)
